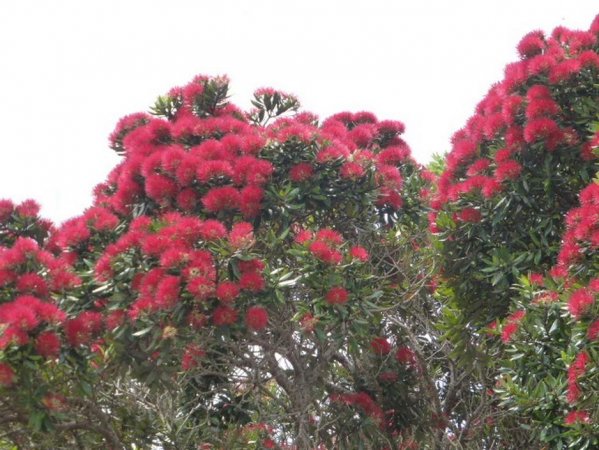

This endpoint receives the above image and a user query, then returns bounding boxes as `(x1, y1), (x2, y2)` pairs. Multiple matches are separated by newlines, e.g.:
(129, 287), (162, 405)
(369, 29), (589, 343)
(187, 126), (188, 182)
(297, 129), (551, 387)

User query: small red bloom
(294, 229), (313, 245)
(517, 30), (545, 59)
(0, 362), (16, 386)
(501, 316), (523, 344)
(245, 306), (269, 331)
(229, 222), (255, 249)
(395, 346), (416, 366)
(564, 410), (590, 425)
(201, 186), (241, 213)
(262, 438), (276, 449)
(181, 344), (206, 370)
(349, 246), (369, 262)
(568, 288), (594, 319)
(199, 219), (227, 241)
(187, 276), (216, 301)
(458, 208), (482, 223)
(42, 393), (68, 412)
(215, 281), (240, 303)
(36, 331), (61, 359)
(340, 162), (365, 180)
(370, 337), (392, 355)
(239, 272), (265, 293)
(529, 273), (544, 286)
(212, 305), (238, 326)
(587, 320), (599, 340)
(299, 313), (317, 332)
(325, 286), (349, 305)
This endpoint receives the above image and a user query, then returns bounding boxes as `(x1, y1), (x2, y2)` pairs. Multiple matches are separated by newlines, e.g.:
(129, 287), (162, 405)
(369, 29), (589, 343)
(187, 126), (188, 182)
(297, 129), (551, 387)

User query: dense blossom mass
(0, 71), (431, 448)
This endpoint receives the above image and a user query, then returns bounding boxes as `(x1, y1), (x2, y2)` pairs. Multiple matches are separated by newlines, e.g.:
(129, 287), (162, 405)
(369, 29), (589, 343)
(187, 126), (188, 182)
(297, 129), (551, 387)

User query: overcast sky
(1, 1), (597, 223)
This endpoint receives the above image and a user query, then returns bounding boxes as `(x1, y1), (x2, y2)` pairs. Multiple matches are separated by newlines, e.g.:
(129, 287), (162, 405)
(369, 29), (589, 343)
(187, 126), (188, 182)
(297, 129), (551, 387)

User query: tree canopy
(1, 13), (598, 450)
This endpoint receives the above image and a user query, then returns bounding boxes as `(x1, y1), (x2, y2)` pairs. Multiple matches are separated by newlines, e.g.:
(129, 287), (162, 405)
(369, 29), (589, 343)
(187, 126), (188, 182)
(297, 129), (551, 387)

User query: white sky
(1, 1), (597, 223)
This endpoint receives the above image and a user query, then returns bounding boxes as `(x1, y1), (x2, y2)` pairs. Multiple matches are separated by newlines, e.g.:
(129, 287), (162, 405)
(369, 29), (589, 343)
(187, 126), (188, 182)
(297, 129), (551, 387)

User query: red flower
(36, 331), (61, 359)
(42, 393), (68, 412)
(325, 286), (349, 305)
(15, 199), (41, 218)
(517, 30), (545, 59)
(64, 311), (103, 347)
(529, 273), (544, 286)
(309, 241), (342, 265)
(181, 344), (206, 371)
(564, 410), (590, 425)
(294, 229), (314, 245)
(239, 272), (265, 293)
(495, 160), (522, 182)
(568, 288), (594, 319)
(239, 185), (264, 218)
(370, 337), (392, 355)
(315, 228), (344, 245)
(187, 276), (216, 301)
(262, 438), (276, 449)
(201, 186), (240, 213)
(0, 199), (14, 222)
(229, 222), (255, 249)
(395, 346), (416, 366)
(501, 310), (526, 343)
(212, 305), (238, 326)
(0, 362), (16, 386)
(299, 313), (317, 332)
(215, 281), (240, 303)
(349, 246), (369, 262)
(199, 219), (227, 241)
(245, 306), (269, 331)
(340, 162), (365, 180)
(290, 163), (314, 182)
(458, 208), (482, 223)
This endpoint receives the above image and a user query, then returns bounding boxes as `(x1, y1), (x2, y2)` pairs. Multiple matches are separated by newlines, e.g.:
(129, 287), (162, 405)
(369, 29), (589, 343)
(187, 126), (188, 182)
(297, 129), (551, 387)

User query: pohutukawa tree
(1, 75), (439, 449)
(431, 13), (599, 449)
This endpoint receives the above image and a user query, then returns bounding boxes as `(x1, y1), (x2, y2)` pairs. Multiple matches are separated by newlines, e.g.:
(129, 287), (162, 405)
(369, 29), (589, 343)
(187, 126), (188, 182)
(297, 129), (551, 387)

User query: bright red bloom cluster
(395, 346), (416, 367)
(91, 212), (268, 330)
(330, 391), (385, 424)
(567, 351), (590, 404)
(0, 225), (79, 356)
(370, 337), (392, 355)
(500, 310), (526, 343)
(325, 286), (349, 305)
(567, 288), (595, 320)
(431, 20), (599, 231)
(564, 410), (591, 425)
(557, 182), (599, 268)
(245, 306), (269, 331)
(0, 362), (16, 386)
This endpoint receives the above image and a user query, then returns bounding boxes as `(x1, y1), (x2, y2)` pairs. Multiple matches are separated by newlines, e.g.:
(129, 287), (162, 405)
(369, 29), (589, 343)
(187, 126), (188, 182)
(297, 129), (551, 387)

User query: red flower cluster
(370, 337), (392, 355)
(501, 310), (526, 343)
(325, 286), (349, 305)
(181, 343), (205, 370)
(330, 391), (385, 424)
(245, 306), (269, 331)
(430, 19), (599, 230)
(0, 217), (80, 358)
(0, 362), (16, 386)
(564, 410), (591, 425)
(567, 351), (589, 404)
(557, 182), (599, 268)
(395, 346), (416, 367)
